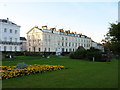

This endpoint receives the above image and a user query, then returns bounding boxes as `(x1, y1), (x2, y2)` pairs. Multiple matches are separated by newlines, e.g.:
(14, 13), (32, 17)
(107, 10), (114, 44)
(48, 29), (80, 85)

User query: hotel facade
(0, 18), (21, 52)
(27, 26), (92, 53)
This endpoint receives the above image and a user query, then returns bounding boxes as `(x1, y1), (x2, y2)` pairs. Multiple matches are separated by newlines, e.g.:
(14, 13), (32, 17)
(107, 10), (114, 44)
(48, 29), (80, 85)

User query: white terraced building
(27, 26), (92, 53)
(91, 41), (104, 52)
(0, 18), (21, 52)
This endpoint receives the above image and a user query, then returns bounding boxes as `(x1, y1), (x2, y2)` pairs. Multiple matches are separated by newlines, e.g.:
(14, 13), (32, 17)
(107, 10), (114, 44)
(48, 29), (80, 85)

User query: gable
(26, 26), (43, 34)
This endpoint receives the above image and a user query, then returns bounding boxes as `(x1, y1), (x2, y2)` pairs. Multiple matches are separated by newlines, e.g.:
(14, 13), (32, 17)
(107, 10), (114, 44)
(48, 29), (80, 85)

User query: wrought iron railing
(0, 41), (22, 45)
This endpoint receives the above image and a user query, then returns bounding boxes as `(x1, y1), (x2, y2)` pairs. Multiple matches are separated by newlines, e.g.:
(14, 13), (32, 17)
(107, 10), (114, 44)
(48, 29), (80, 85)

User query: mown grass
(2, 56), (118, 88)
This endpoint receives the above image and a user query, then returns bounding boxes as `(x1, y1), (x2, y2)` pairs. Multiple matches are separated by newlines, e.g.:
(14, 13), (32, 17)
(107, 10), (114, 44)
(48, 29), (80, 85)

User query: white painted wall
(0, 19), (21, 51)
(92, 41), (104, 52)
(27, 27), (92, 52)
(20, 40), (27, 51)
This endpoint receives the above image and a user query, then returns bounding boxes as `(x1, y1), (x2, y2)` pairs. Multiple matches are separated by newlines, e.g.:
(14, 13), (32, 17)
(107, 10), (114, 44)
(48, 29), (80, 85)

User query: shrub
(69, 47), (110, 62)
(86, 47), (102, 61)
(101, 54), (110, 62)
(2, 52), (15, 58)
(86, 51), (102, 61)
(74, 49), (87, 59)
(69, 52), (75, 59)
(69, 46), (87, 59)
(69, 47), (103, 62)
(16, 62), (28, 69)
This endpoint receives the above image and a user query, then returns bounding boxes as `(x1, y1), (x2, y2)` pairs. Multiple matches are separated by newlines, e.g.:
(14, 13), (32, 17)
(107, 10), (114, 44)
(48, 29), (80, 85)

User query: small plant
(16, 62), (28, 69)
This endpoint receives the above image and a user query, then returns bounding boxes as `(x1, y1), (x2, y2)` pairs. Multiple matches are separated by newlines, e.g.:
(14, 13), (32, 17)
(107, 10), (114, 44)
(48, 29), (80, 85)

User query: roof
(26, 26), (42, 34)
(97, 43), (103, 46)
(27, 26), (92, 39)
(0, 18), (20, 27)
(20, 37), (27, 40)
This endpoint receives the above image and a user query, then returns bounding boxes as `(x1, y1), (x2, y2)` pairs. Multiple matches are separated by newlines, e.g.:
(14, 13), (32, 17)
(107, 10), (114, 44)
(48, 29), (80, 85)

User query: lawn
(2, 56), (118, 88)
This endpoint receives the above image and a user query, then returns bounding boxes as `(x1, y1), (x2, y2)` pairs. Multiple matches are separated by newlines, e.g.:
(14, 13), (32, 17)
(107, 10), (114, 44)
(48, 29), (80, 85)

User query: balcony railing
(0, 41), (22, 45)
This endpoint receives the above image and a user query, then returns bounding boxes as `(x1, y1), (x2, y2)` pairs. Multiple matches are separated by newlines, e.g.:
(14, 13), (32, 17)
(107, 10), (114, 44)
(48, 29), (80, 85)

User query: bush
(2, 52), (15, 58)
(16, 62), (28, 69)
(69, 52), (75, 59)
(86, 47), (102, 61)
(69, 46), (87, 59)
(69, 47), (104, 62)
(86, 51), (102, 61)
(101, 54), (110, 62)
(74, 49), (87, 59)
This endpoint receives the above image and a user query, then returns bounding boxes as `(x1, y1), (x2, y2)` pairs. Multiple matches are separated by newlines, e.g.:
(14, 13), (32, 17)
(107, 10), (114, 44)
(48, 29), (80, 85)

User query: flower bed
(0, 64), (64, 80)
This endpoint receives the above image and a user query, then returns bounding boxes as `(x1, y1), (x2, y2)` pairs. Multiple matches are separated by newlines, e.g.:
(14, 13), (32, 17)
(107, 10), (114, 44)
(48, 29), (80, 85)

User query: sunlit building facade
(0, 18), (21, 52)
(27, 26), (92, 53)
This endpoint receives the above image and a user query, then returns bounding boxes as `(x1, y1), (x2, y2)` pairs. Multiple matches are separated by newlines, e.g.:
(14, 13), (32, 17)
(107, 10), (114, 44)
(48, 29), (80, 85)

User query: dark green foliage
(86, 47), (102, 61)
(101, 54), (110, 62)
(74, 49), (87, 59)
(2, 51), (16, 58)
(61, 52), (70, 56)
(2, 51), (56, 58)
(69, 52), (75, 59)
(69, 47), (104, 62)
(69, 46), (87, 59)
(102, 22), (120, 55)
(16, 62), (28, 69)
(87, 50), (102, 61)
(109, 23), (120, 42)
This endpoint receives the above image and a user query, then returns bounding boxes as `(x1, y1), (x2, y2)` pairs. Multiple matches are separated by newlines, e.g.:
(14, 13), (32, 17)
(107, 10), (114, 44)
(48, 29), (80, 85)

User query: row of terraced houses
(0, 18), (104, 54)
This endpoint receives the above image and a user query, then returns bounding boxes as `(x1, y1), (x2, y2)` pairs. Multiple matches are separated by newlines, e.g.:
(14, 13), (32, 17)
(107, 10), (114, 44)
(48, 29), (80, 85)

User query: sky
(0, 0), (118, 43)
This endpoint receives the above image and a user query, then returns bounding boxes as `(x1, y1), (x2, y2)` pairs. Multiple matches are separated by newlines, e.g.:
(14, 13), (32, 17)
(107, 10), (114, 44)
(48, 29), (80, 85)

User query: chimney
(68, 30), (70, 33)
(50, 28), (56, 31)
(74, 32), (76, 34)
(58, 29), (61, 32)
(59, 29), (64, 32)
(71, 32), (74, 34)
(50, 28), (53, 31)
(42, 25), (47, 29)
(54, 28), (56, 31)
(62, 29), (64, 32)
(7, 18), (9, 21)
(65, 30), (68, 33)
(53, 28), (56, 31)
(34, 26), (38, 28)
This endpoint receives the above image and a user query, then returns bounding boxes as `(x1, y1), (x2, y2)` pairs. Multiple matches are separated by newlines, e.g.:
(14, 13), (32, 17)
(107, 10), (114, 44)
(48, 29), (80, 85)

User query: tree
(69, 46), (87, 59)
(86, 47), (102, 61)
(102, 22), (120, 55)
